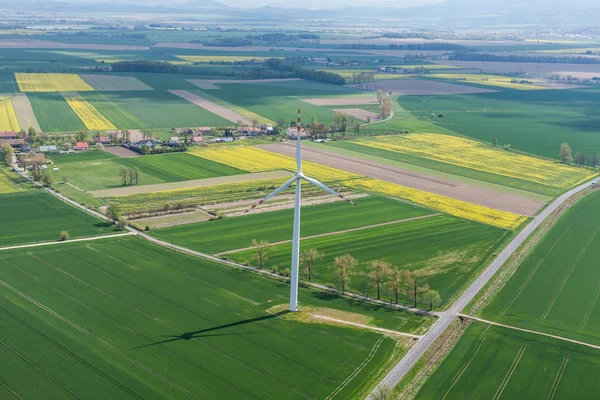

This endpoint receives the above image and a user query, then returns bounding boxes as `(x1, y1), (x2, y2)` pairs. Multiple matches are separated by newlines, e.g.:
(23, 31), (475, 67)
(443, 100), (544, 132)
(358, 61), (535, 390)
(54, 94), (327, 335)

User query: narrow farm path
(0, 232), (133, 251)
(311, 315), (422, 339)
(367, 179), (596, 399)
(214, 213), (442, 256)
(459, 314), (600, 351)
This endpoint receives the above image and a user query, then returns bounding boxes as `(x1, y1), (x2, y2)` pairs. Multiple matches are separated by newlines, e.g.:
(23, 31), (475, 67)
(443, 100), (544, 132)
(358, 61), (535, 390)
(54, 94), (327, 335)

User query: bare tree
(368, 260), (390, 300)
(329, 254), (357, 294)
(386, 266), (404, 304)
(404, 270), (429, 308)
(372, 385), (392, 400)
(251, 239), (276, 269)
(300, 248), (323, 281)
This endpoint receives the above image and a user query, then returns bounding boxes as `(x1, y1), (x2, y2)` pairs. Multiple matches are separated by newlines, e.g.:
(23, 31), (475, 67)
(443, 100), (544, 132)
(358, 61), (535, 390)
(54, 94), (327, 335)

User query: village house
(93, 134), (111, 145)
(0, 131), (24, 148)
(196, 127), (212, 136)
(168, 136), (181, 145)
(286, 127), (312, 140)
(191, 136), (204, 144)
(75, 142), (89, 151)
(128, 139), (161, 149)
(237, 126), (264, 136)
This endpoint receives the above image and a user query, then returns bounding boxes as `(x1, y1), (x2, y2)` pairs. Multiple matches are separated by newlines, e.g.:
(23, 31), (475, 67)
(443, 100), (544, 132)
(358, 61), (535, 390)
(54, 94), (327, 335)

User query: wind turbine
(245, 110), (357, 312)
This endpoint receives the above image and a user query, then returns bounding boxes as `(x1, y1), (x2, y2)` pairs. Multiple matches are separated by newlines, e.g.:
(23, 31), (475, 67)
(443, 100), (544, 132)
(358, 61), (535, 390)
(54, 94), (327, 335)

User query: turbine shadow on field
(132, 312), (288, 350)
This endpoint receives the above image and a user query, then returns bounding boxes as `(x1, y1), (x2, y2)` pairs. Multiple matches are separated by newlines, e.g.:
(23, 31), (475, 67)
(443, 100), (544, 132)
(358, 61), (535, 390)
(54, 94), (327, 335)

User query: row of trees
(265, 58), (346, 85)
(111, 60), (179, 73)
(450, 52), (600, 65)
(560, 143), (600, 168)
(249, 240), (441, 310)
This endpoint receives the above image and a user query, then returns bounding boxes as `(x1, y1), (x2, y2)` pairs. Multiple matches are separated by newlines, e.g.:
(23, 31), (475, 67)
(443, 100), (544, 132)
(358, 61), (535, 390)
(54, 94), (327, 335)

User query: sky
(218, 0), (442, 7)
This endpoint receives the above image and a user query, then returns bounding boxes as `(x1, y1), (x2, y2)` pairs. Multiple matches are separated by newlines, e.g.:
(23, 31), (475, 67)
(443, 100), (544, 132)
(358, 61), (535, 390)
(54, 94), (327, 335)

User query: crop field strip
(28, 92), (86, 132)
(398, 88), (600, 158)
(0, 97), (21, 131)
(10, 93), (42, 132)
(78, 74), (153, 91)
(0, 187), (117, 247)
(81, 92), (147, 129)
(430, 73), (549, 90)
(352, 134), (595, 190)
(414, 322), (600, 399)
(481, 190), (600, 346)
(151, 196), (433, 254)
(65, 97), (117, 130)
(224, 212), (507, 308)
(0, 168), (25, 194)
(14, 73), (94, 92)
(0, 237), (421, 399)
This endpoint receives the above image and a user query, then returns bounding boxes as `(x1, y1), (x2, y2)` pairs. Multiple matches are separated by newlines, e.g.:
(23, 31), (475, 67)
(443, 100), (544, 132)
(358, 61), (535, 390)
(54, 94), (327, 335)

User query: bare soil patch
(259, 143), (546, 216)
(301, 97), (379, 106)
(134, 210), (212, 229)
(79, 75), (152, 91)
(90, 170), (293, 198)
(103, 146), (140, 158)
(11, 93), (41, 132)
(355, 79), (496, 95)
(169, 90), (251, 124)
(0, 39), (148, 51)
(332, 108), (380, 121)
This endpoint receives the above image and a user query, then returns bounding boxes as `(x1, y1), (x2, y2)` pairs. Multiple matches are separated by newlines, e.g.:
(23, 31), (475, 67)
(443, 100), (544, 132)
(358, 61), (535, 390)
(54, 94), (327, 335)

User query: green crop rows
(0, 237), (431, 399)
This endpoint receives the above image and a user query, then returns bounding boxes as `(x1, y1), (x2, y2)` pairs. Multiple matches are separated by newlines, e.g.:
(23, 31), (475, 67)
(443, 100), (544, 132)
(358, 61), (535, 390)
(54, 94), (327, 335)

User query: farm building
(168, 136), (181, 145)
(287, 127), (312, 140)
(196, 127), (212, 135)
(94, 134), (111, 145)
(75, 142), (89, 151)
(191, 136), (204, 144)
(0, 132), (24, 148)
(237, 127), (265, 136)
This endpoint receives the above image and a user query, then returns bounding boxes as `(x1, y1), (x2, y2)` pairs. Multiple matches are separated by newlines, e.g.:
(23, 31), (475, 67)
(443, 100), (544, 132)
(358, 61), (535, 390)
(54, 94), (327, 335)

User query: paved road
(367, 180), (596, 398)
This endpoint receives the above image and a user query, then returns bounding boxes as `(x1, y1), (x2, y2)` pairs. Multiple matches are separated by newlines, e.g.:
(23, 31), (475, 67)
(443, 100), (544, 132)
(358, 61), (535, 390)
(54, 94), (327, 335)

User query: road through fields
(367, 180), (595, 398)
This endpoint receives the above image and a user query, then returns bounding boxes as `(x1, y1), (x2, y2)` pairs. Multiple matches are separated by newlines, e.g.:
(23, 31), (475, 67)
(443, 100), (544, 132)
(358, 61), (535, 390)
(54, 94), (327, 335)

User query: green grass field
(99, 90), (233, 128)
(28, 92), (86, 132)
(0, 236), (431, 399)
(151, 196), (433, 254)
(50, 151), (245, 191)
(415, 322), (600, 399)
(115, 153), (245, 182)
(398, 88), (600, 159)
(481, 190), (600, 345)
(226, 214), (508, 308)
(81, 92), (148, 129)
(0, 189), (116, 246)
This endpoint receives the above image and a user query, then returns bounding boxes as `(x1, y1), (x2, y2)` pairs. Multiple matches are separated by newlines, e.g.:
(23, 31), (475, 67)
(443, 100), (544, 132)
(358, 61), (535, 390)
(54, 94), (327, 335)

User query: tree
(386, 266), (404, 304)
(133, 167), (140, 185)
(404, 270), (428, 308)
(106, 203), (122, 220)
(329, 254), (357, 294)
(381, 98), (393, 118)
(372, 385), (392, 400)
(300, 248), (323, 281)
(560, 143), (573, 164)
(75, 131), (87, 143)
(27, 127), (37, 143)
(376, 88), (385, 104)
(1, 141), (13, 166)
(492, 138), (498, 147)
(251, 239), (275, 269)
(119, 166), (128, 186)
(368, 260), (390, 299)
(117, 216), (128, 230)
(353, 121), (361, 136)
(40, 169), (53, 187)
(58, 231), (70, 241)
(424, 289), (441, 311)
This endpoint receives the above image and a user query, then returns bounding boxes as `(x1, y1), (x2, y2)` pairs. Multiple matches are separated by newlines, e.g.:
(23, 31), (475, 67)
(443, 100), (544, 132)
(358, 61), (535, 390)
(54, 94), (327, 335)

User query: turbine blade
(244, 177), (298, 213)
(296, 109), (302, 171)
(303, 176), (357, 206)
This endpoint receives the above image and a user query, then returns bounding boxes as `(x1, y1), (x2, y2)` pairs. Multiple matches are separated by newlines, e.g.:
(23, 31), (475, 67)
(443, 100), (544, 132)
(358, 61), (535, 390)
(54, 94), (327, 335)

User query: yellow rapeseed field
(347, 178), (527, 230)
(430, 73), (547, 90)
(358, 134), (596, 188)
(14, 73), (94, 92)
(189, 146), (360, 182)
(0, 98), (21, 131)
(66, 98), (116, 130)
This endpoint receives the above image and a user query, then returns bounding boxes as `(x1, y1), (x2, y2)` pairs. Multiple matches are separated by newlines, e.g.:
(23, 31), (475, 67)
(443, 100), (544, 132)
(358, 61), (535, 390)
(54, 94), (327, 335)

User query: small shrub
(145, 225), (150, 231)
(271, 266), (279, 274)
(58, 231), (70, 241)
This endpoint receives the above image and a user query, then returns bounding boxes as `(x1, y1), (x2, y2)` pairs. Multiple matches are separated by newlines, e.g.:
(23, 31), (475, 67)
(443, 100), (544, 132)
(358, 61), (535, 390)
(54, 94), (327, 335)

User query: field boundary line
(0, 233), (133, 251)
(214, 213), (442, 256)
(580, 282), (600, 330)
(311, 315), (422, 339)
(459, 314), (600, 351)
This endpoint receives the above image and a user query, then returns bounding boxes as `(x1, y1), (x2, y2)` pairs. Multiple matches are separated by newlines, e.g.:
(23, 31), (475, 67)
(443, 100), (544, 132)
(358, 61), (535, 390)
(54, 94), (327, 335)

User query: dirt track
(259, 143), (546, 216)
(169, 90), (251, 124)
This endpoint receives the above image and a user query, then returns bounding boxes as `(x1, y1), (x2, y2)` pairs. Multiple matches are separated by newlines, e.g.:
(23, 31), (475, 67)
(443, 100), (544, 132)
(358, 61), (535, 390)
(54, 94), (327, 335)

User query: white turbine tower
(245, 110), (357, 312)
